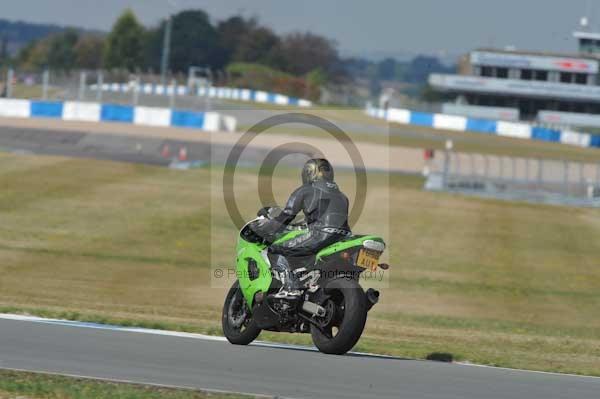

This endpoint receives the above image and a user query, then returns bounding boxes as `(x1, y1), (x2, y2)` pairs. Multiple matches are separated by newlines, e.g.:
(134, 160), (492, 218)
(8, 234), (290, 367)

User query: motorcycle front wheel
(222, 281), (261, 345)
(310, 278), (368, 355)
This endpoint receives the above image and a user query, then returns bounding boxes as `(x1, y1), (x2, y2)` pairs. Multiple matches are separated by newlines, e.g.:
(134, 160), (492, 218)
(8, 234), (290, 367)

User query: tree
(377, 58), (397, 81)
(142, 27), (162, 71)
(307, 68), (327, 87)
(227, 62), (290, 90)
(340, 57), (372, 79)
(0, 36), (8, 66)
(74, 35), (105, 69)
(420, 84), (448, 102)
(217, 16), (256, 62)
(233, 26), (280, 66)
(145, 10), (224, 73)
(46, 30), (79, 70)
(404, 55), (454, 84)
(104, 9), (145, 70)
(276, 32), (339, 76)
(16, 30), (79, 71)
(171, 10), (225, 71)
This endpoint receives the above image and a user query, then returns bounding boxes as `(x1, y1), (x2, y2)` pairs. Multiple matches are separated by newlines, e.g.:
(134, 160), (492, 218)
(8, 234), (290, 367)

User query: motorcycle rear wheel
(222, 281), (261, 345)
(310, 278), (367, 355)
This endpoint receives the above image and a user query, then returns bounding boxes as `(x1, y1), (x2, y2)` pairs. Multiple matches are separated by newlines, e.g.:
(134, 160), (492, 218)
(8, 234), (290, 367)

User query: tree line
(3, 10), (455, 103)
(11, 9), (340, 99)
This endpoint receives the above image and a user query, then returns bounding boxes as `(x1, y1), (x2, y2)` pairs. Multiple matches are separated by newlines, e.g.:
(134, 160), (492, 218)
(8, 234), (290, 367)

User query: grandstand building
(429, 27), (600, 127)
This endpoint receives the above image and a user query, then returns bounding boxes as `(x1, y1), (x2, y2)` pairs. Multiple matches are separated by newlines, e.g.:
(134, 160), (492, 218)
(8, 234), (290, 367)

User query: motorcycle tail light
(363, 240), (385, 252)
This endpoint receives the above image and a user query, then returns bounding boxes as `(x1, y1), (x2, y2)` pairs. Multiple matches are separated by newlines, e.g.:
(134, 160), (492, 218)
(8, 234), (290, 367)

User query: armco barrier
(366, 106), (600, 149)
(30, 101), (64, 118)
(101, 104), (134, 123)
(91, 83), (313, 108)
(0, 99), (237, 133)
(0, 99), (31, 118)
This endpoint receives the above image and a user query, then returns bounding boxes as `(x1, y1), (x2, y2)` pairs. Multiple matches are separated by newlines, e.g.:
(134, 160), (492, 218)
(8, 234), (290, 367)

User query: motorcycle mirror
(257, 207), (271, 218)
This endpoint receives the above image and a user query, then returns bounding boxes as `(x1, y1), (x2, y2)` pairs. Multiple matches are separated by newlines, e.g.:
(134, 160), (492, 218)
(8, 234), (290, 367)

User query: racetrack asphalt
(0, 315), (598, 399)
(0, 118), (425, 173)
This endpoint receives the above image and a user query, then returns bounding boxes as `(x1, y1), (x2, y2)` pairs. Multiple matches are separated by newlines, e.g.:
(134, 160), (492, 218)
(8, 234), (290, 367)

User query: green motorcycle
(222, 209), (388, 355)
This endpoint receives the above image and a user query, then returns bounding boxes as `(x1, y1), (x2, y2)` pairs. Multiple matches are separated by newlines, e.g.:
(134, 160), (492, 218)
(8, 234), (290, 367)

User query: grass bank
(0, 153), (598, 375)
(0, 369), (252, 399)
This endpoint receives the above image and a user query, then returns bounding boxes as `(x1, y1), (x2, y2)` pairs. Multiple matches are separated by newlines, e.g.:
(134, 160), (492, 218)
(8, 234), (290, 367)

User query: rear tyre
(222, 281), (261, 345)
(310, 278), (367, 355)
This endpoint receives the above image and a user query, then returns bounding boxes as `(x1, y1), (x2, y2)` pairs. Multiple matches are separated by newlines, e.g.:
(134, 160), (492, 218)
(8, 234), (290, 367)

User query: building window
(579, 38), (600, 54)
(580, 39), (593, 54)
(496, 67), (509, 79)
(575, 73), (588, 85)
(481, 66), (493, 77)
(534, 70), (548, 81)
(560, 72), (573, 83)
(521, 69), (533, 80)
(480, 97), (492, 106)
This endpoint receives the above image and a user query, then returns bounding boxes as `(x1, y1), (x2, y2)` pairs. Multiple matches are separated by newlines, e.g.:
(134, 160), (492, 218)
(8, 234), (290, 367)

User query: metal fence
(0, 68), (213, 111)
(425, 150), (600, 207)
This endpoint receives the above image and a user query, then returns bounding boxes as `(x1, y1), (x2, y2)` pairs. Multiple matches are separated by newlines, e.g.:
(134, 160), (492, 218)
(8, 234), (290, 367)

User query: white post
(6, 68), (14, 98)
(205, 80), (212, 111)
(205, 70), (213, 112)
(512, 157), (516, 181)
(169, 78), (176, 109)
(96, 71), (103, 103)
(160, 15), (173, 87)
(133, 76), (140, 106)
(42, 69), (49, 100)
(78, 71), (86, 101)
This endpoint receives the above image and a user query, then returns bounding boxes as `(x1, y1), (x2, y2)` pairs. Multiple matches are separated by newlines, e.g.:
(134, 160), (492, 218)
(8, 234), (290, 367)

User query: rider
(252, 158), (351, 298)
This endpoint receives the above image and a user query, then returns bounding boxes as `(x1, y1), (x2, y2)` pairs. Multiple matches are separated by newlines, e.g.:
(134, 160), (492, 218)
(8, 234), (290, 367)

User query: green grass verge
(0, 153), (598, 376)
(0, 369), (253, 399)
(9, 84), (61, 100)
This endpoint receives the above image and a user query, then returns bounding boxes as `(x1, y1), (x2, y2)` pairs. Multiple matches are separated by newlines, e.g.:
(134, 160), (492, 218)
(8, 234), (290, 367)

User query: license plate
(356, 249), (379, 271)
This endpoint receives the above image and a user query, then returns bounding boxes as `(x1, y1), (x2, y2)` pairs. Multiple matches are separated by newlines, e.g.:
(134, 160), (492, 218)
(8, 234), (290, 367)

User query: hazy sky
(2, 0), (598, 58)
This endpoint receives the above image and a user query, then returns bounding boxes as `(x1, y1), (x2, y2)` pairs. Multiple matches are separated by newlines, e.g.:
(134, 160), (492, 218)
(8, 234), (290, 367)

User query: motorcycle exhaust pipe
(366, 289), (380, 311)
(302, 301), (326, 317)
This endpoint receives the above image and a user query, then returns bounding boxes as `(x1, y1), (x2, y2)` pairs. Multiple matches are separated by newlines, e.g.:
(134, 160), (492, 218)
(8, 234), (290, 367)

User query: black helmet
(302, 158), (334, 184)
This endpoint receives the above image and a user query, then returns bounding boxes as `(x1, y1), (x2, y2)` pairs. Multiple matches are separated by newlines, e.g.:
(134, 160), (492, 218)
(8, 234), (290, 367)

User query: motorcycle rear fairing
(236, 218), (385, 308)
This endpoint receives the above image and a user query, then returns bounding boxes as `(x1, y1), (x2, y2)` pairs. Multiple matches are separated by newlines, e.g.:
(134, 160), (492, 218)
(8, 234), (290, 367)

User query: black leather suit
(255, 179), (351, 258)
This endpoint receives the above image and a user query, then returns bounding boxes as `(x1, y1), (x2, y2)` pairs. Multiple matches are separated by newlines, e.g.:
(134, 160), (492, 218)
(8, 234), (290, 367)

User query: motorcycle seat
(340, 234), (364, 242)
(267, 252), (316, 271)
